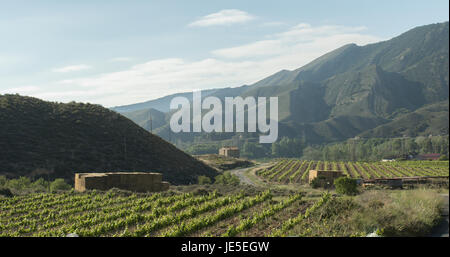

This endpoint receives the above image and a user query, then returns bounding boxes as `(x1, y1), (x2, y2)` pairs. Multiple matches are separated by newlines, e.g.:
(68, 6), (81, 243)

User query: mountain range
(112, 22), (449, 144)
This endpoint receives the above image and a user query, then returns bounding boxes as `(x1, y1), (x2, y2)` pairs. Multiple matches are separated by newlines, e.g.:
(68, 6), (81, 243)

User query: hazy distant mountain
(0, 95), (217, 184)
(114, 22), (449, 144)
(110, 86), (250, 113)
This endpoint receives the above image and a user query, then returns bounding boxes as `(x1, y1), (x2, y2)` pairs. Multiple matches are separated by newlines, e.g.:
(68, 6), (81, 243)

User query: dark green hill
(0, 94), (217, 184)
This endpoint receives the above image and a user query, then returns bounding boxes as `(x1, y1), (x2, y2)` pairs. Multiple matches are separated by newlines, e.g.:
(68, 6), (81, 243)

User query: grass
(286, 188), (445, 237)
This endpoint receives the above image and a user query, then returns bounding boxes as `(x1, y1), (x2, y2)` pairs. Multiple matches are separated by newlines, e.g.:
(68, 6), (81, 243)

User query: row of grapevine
(269, 192), (332, 237)
(256, 160), (449, 184)
(222, 192), (304, 236)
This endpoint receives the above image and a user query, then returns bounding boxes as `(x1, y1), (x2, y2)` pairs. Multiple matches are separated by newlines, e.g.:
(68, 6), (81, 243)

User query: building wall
(219, 148), (240, 158)
(74, 172), (170, 192)
(309, 170), (344, 184)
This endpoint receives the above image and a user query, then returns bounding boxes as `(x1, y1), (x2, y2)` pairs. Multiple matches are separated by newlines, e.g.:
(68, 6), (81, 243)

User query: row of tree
(301, 136), (449, 161)
(182, 134), (448, 161)
(0, 176), (72, 196)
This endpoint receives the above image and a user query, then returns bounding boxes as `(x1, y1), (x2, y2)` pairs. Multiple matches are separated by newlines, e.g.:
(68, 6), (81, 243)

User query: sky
(0, 0), (448, 107)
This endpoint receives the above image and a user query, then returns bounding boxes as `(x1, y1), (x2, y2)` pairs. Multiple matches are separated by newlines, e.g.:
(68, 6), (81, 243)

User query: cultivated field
(0, 189), (333, 237)
(256, 160), (449, 183)
(1, 160), (447, 237)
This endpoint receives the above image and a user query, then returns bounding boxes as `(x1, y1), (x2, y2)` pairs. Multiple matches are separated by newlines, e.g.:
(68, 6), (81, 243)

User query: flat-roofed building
(219, 147), (240, 158)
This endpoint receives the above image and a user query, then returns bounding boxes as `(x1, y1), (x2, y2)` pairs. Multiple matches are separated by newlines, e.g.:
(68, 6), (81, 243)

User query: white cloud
(212, 23), (378, 59)
(52, 64), (91, 73)
(188, 9), (255, 27)
(27, 23), (384, 107)
(212, 40), (285, 59)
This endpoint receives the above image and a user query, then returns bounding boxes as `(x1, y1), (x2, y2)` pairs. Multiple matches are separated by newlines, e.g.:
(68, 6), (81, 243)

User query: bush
(7, 177), (32, 190)
(0, 175), (7, 187)
(197, 175), (212, 185)
(310, 176), (331, 189)
(50, 179), (71, 192)
(439, 155), (448, 161)
(0, 187), (13, 197)
(310, 177), (321, 189)
(334, 177), (358, 195)
(214, 173), (240, 186)
(31, 178), (50, 192)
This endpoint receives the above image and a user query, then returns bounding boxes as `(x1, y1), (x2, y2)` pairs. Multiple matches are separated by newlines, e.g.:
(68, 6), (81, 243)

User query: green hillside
(0, 94), (217, 184)
(360, 101), (449, 138)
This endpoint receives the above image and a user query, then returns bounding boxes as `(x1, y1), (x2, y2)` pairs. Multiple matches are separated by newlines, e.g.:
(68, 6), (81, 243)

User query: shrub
(310, 176), (331, 189)
(0, 187), (13, 197)
(31, 178), (50, 192)
(214, 173), (240, 186)
(7, 177), (32, 190)
(310, 177), (321, 189)
(50, 179), (71, 192)
(198, 175), (212, 185)
(334, 177), (358, 195)
(0, 175), (7, 187)
(439, 155), (448, 161)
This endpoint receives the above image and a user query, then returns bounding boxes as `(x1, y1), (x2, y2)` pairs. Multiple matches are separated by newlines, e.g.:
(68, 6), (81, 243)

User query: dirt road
(229, 163), (273, 187)
(229, 166), (258, 186)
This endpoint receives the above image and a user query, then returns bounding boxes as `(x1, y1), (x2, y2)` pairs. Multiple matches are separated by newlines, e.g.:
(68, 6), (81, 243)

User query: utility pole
(168, 128), (171, 143)
(123, 136), (127, 161)
(148, 110), (153, 133)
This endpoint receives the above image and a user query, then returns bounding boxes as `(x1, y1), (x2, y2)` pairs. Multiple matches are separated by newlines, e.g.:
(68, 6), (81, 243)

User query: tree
(7, 177), (32, 190)
(334, 177), (358, 195)
(32, 178), (50, 192)
(439, 155), (449, 161)
(50, 179), (71, 192)
(241, 142), (268, 158)
(214, 173), (240, 186)
(197, 176), (212, 185)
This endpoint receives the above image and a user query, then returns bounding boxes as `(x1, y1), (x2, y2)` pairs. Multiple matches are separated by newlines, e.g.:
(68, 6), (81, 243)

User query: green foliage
(7, 177), (32, 191)
(310, 177), (321, 189)
(0, 187), (13, 197)
(185, 143), (221, 155)
(32, 178), (50, 191)
(302, 136), (449, 162)
(49, 179), (71, 192)
(334, 177), (358, 195)
(241, 142), (269, 158)
(0, 176), (72, 194)
(0, 175), (6, 187)
(271, 137), (303, 158)
(439, 155), (449, 161)
(197, 176), (212, 185)
(214, 173), (240, 186)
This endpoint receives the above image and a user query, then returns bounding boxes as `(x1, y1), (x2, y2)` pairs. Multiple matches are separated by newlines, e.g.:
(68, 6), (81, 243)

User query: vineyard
(256, 160), (449, 183)
(0, 189), (334, 237)
(1, 160), (447, 237)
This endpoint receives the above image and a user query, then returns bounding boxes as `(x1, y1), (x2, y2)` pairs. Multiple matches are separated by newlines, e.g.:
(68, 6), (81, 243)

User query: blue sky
(0, 0), (448, 107)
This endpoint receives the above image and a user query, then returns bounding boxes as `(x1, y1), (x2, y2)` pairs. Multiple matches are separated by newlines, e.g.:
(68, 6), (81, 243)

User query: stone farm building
(219, 147), (240, 158)
(75, 172), (170, 193)
(308, 170), (345, 186)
